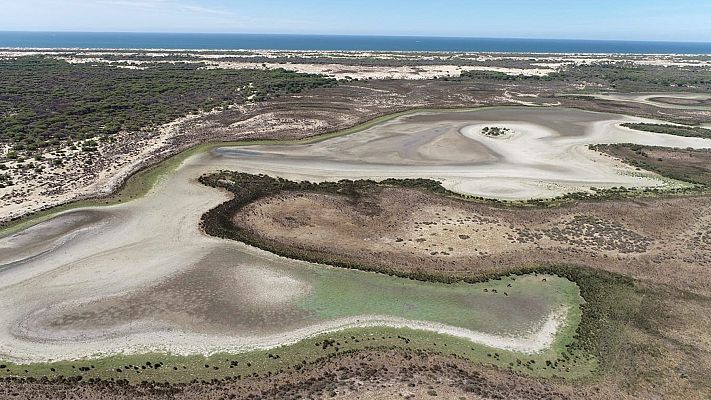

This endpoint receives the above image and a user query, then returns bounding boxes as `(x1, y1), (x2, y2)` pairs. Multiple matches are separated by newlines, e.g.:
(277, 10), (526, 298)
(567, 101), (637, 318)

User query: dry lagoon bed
(213, 107), (711, 199)
(1, 106), (711, 365)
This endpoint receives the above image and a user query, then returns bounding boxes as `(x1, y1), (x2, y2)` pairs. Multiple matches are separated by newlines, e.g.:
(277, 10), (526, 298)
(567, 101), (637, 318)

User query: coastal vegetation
(0, 56), (335, 152)
(548, 62), (711, 92)
(481, 126), (512, 136)
(592, 143), (711, 186)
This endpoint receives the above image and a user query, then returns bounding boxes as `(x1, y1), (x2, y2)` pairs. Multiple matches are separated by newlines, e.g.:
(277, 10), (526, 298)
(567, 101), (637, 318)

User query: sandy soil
(201, 61), (554, 80)
(0, 50), (570, 79)
(5, 49), (709, 78)
(0, 110), (218, 223)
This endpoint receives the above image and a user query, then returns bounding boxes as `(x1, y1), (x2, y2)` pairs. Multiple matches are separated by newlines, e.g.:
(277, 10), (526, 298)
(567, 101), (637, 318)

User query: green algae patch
(299, 272), (580, 338)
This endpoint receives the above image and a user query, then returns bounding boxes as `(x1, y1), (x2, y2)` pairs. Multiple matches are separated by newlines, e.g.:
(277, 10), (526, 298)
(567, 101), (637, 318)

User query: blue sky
(1, 0), (710, 42)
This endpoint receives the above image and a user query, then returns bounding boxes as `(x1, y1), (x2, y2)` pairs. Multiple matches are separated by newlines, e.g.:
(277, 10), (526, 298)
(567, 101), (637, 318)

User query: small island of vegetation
(481, 126), (512, 137)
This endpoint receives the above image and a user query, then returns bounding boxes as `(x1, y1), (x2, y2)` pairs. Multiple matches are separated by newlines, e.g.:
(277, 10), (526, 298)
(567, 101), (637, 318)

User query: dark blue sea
(1, 32), (710, 54)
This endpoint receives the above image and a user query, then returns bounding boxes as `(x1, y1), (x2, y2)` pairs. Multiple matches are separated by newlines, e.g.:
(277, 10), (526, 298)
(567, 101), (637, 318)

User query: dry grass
(235, 186), (711, 297)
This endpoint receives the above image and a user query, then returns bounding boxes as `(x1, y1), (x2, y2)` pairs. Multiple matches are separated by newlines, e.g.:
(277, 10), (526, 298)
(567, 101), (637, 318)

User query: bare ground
(648, 96), (711, 107)
(594, 145), (711, 186)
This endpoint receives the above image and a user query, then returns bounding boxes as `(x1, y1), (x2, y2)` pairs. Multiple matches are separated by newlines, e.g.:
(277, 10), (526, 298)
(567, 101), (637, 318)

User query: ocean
(0, 32), (710, 54)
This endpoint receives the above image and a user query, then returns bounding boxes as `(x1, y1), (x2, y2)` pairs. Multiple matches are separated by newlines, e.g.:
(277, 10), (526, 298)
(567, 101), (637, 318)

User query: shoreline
(2, 308), (569, 364)
(0, 128), (583, 370)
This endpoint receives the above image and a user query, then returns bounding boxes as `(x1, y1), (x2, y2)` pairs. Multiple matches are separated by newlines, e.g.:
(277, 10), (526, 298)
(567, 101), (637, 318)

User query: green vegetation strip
(620, 123), (711, 139)
(299, 272), (577, 335)
(0, 317), (590, 385)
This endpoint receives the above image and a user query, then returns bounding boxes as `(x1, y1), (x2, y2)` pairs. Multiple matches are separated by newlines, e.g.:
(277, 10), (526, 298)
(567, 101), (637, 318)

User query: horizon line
(2, 30), (711, 45)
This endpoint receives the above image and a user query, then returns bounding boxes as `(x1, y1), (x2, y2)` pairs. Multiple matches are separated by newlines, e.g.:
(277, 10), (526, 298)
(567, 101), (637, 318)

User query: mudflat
(1, 107), (709, 375)
(0, 109), (596, 364)
(214, 107), (711, 199)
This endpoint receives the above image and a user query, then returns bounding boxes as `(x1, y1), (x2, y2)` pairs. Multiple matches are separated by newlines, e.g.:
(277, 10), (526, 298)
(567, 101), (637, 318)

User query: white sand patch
(0, 107), (224, 224)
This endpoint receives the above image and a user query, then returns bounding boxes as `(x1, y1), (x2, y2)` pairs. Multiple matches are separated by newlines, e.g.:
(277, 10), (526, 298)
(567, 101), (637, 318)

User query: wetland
(2, 105), (711, 398)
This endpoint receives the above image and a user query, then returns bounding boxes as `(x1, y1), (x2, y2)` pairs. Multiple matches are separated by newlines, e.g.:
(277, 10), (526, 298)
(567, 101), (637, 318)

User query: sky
(1, 0), (710, 42)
